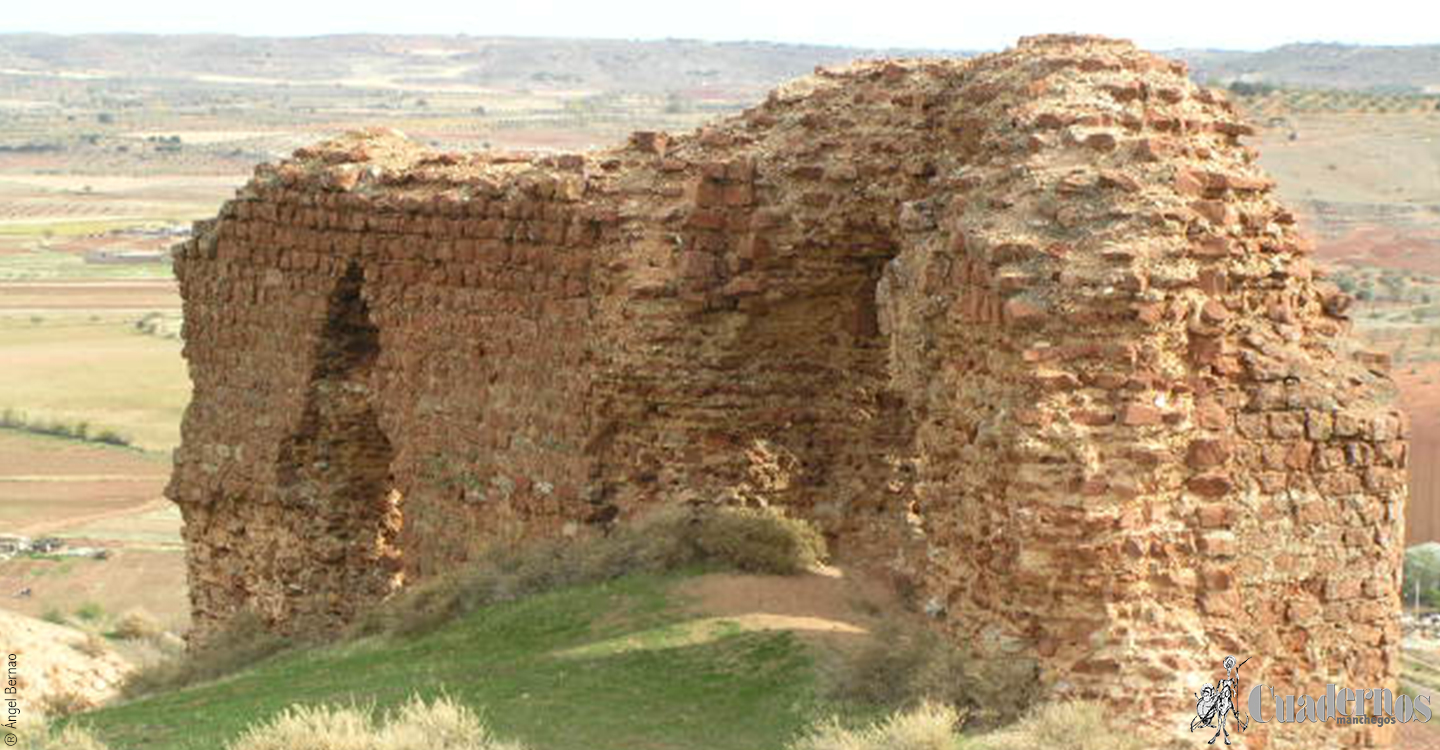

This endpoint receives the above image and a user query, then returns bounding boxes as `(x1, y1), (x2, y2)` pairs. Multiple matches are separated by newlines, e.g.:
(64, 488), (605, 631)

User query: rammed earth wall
(170, 35), (1406, 746)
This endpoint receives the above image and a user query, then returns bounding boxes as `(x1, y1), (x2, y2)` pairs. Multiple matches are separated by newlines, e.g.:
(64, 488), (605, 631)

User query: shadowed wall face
(169, 35), (1406, 747)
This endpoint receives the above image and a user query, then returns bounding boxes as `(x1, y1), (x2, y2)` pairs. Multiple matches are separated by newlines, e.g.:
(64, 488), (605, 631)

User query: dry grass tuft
(966, 701), (1148, 750)
(9, 713), (111, 750)
(790, 701), (1145, 750)
(225, 695), (526, 750)
(686, 505), (826, 575)
(110, 608), (165, 641)
(788, 701), (960, 750)
(37, 689), (95, 719)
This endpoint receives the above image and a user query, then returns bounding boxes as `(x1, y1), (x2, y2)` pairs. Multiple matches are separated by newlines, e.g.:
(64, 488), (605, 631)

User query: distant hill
(3, 34), (1437, 96)
(1174, 43), (1440, 92)
(0, 34), (959, 96)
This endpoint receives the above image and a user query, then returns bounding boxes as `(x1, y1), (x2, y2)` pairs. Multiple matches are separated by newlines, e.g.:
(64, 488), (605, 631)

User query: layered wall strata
(170, 35), (1406, 746)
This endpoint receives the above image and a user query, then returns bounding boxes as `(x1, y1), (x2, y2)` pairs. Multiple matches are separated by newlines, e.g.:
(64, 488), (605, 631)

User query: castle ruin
(169, 35), (1406, 747)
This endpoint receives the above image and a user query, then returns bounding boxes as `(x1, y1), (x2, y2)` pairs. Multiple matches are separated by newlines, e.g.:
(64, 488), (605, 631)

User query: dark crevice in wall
(269, 262), (402, 629)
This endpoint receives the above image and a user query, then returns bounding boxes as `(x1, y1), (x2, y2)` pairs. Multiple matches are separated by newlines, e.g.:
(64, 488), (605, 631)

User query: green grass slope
(77, 572), (821, 750)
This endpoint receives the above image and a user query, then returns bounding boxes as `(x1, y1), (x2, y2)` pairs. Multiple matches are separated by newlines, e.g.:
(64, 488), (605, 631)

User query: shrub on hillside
(111, 608), (165, 641)
(966, 701), (1148, 750)
(226, 695), (526, 750)
(688, 505), (825, 575)
(351, 503), (826, 639)
(120, 609), (291, 699)
(74, 602), (106, 623)
(822, 616), (1041, 728)
(0, 409), (133, 448)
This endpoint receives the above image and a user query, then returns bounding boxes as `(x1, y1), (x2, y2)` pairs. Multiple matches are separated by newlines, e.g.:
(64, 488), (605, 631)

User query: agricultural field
(0, 432), (169, 530)
(0, 429), (187, 630)
(0, 311), (189, 631)
(0, 315), (188, 450)
(1252, 104), (1440, 238)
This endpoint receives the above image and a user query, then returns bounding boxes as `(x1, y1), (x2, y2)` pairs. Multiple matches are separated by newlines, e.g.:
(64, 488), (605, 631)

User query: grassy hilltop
(26, 509), (1146, 750)
(82, 572), (819, 750)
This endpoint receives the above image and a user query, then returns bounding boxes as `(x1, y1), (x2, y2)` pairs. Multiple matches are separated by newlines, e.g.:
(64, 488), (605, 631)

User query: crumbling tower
(170, 35), (1405, 746)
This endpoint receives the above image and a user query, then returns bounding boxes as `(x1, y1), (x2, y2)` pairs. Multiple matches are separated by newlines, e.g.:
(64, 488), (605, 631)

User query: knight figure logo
(1192, 656), (1251, 745)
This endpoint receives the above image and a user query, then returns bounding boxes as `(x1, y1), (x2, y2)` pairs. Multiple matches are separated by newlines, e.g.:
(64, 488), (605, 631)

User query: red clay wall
(170, 35), (1405, 746)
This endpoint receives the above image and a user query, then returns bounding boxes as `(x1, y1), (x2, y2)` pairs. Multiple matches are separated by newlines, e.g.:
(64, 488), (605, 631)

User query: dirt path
(672, 564), (900, 648)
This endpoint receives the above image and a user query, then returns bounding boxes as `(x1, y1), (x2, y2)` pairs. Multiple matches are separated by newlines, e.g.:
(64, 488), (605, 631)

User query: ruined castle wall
(863, 45), (1408, 748)
(171, 36), (1405, 746)
(584, 102), (926, 542)
(172, 151), (609, 628)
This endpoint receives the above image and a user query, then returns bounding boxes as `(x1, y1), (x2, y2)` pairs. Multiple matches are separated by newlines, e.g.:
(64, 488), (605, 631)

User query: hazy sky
(7, 0), (1439, 51)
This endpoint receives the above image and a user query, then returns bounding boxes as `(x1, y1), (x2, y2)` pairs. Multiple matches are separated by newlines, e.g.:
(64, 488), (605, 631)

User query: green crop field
(0, 316), (189, 451)
(0, 249), (176, 281)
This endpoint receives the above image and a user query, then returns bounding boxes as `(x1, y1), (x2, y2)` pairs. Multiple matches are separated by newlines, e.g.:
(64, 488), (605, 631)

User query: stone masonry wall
(170, 35), (1406, 746)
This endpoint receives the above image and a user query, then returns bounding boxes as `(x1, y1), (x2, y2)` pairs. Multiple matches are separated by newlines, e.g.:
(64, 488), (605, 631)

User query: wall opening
(272, 262), (402, 629)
